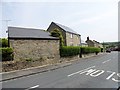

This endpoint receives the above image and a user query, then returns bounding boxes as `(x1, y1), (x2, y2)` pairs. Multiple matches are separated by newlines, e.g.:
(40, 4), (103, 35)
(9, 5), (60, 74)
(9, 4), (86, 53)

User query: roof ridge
(8, 26), (46, 31)
(52, 22), (78, 35)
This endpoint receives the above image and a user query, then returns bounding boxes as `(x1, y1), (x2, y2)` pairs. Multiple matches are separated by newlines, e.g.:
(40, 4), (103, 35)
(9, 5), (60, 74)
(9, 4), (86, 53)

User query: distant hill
(101, 42), (120, 46)
(101, 42), (120, 51)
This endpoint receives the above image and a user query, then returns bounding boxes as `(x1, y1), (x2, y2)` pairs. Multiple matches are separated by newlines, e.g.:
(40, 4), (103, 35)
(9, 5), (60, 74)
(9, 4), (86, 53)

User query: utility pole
(103, 41), (105, 52)
(1, 20), (11, 37)
(2, 20), (11, 33)
(1, 20), (11, 47)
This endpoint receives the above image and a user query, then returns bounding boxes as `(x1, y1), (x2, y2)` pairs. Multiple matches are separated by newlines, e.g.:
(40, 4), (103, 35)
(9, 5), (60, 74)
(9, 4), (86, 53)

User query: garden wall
(9, 39), (60, 61)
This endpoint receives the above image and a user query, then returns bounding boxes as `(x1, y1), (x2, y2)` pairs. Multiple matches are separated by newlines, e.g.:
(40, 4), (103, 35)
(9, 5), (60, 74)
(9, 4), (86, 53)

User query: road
(2, 51), (120, 89)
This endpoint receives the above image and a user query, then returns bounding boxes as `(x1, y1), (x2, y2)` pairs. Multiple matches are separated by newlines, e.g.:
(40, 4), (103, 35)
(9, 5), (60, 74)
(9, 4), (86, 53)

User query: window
(70, 43), (73, 46)
(70, 42), (73, 46)
(70, 34), (73, 38)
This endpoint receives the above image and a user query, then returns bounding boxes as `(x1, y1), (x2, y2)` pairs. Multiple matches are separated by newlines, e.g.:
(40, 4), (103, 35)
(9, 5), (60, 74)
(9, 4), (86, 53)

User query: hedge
(60, 46), (101, 57)
(80, 47), (101, 54)
(60, 46), (80, 57)
(0, 47), (14, 61)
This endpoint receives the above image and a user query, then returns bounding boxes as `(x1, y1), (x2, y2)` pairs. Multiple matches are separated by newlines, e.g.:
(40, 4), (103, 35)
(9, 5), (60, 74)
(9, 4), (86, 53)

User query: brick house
(8, 27), (60, 60)
(47, 22), (81, 46)
(86, 37), (103, 48)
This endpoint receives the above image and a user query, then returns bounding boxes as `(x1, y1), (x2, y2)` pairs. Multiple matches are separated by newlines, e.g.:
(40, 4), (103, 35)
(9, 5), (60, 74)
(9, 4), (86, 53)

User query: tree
(50, 28), (64, 46)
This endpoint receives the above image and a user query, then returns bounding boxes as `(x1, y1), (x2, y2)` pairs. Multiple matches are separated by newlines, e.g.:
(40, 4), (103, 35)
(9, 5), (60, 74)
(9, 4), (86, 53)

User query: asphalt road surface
(2, 51), (120, 89)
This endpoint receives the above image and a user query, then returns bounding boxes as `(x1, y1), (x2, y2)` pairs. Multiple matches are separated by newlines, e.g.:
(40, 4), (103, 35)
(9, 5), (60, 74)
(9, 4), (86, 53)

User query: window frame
(70, 33), (73, 38)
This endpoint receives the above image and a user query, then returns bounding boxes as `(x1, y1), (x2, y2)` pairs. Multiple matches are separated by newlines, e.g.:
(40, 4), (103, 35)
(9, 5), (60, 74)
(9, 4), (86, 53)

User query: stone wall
(9, 39), (60, 61)
(60, 55), (80, 62)
(66, 32), (81, 46)
(82, 53), (96, 58)
(86, 40), (94, 47)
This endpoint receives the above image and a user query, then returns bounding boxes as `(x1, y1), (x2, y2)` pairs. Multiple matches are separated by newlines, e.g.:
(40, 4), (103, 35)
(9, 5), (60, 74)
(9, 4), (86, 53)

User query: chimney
(87, 36), (89, 40)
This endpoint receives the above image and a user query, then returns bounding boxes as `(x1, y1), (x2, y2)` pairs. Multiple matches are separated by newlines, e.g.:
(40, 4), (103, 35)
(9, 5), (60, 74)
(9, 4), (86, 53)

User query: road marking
(67, 66), (95, 77)
(112, 78), (120, 82)
(106, 71), (116, 80)
(25, 85), (39, 90)
(68, 65), (120, 83)
(102, 59), (111, 64)
(89, 70), (105, 77)
(79, 68), (105, 77)
(79, 69), (96, 75)
(112, 73), (120, 82)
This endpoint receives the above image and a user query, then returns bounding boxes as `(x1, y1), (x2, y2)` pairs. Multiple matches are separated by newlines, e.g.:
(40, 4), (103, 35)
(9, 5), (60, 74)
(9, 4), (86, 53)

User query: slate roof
(8, 27), (59, 40)
(52, 22), (79, 35)
(81, 40), (87, 44)
(93, 40), (100, 44)
(86, 40), (100, 44)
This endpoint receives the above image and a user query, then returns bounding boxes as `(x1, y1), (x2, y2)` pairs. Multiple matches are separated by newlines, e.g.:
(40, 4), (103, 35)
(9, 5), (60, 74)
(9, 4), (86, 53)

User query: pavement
(1, 53), (103, 82)
(1, 61), (72, 82)
(2, 52), (120, 89)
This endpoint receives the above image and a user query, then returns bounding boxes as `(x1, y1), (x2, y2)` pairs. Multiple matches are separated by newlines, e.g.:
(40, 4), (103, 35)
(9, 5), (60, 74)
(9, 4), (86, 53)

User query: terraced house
(47, 22), (81, 46)
(86, 37), (103, 48)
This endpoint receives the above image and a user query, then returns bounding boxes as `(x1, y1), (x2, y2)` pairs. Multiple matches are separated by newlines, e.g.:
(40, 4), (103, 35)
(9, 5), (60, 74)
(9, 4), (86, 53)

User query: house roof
(86, 39), (94, 43)
(81, 40), (87, 44)
(52, 22), (79, 35)
(93, 40), (100, 44)
(8, 27), (59, 40)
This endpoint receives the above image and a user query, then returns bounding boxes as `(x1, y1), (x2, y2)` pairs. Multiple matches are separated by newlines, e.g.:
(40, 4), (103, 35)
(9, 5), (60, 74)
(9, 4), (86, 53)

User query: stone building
(86, 37), (103, 48)
(47, 22), (81, 46)
(81, 40), (88, 47)
(8, 27), (60, 61)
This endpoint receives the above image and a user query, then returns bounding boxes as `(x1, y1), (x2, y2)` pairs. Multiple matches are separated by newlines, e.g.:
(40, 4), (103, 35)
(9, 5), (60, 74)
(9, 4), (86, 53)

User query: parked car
(106, 49), (111, 53)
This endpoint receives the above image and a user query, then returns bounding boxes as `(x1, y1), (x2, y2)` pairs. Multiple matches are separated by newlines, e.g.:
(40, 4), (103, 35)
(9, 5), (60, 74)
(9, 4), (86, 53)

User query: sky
(1, 0), (119, 42)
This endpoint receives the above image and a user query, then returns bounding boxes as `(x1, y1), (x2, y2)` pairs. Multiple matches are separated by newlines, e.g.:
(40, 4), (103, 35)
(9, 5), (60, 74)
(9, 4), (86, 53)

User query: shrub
(0, 47), (14, 61)
(60, 46), (80, 57)
(0, 38), (8, 47)
(51, 29), (61, 37)
(80, 47), (101, 54)
(51, 28), (64, 46)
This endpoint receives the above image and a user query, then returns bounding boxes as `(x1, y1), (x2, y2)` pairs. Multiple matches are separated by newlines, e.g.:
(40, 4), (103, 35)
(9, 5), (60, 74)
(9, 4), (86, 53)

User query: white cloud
(67, 8), (117, 27)
(80, 9), (117, 24)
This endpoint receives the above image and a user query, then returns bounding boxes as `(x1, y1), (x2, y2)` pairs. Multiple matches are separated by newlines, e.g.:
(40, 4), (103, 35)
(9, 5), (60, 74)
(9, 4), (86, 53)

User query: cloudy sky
(1, 0), (119, 42)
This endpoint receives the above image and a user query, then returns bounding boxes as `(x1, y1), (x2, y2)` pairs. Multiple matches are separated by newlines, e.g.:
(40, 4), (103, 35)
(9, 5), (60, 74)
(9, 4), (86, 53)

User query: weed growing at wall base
(0, 47), (14, 61)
